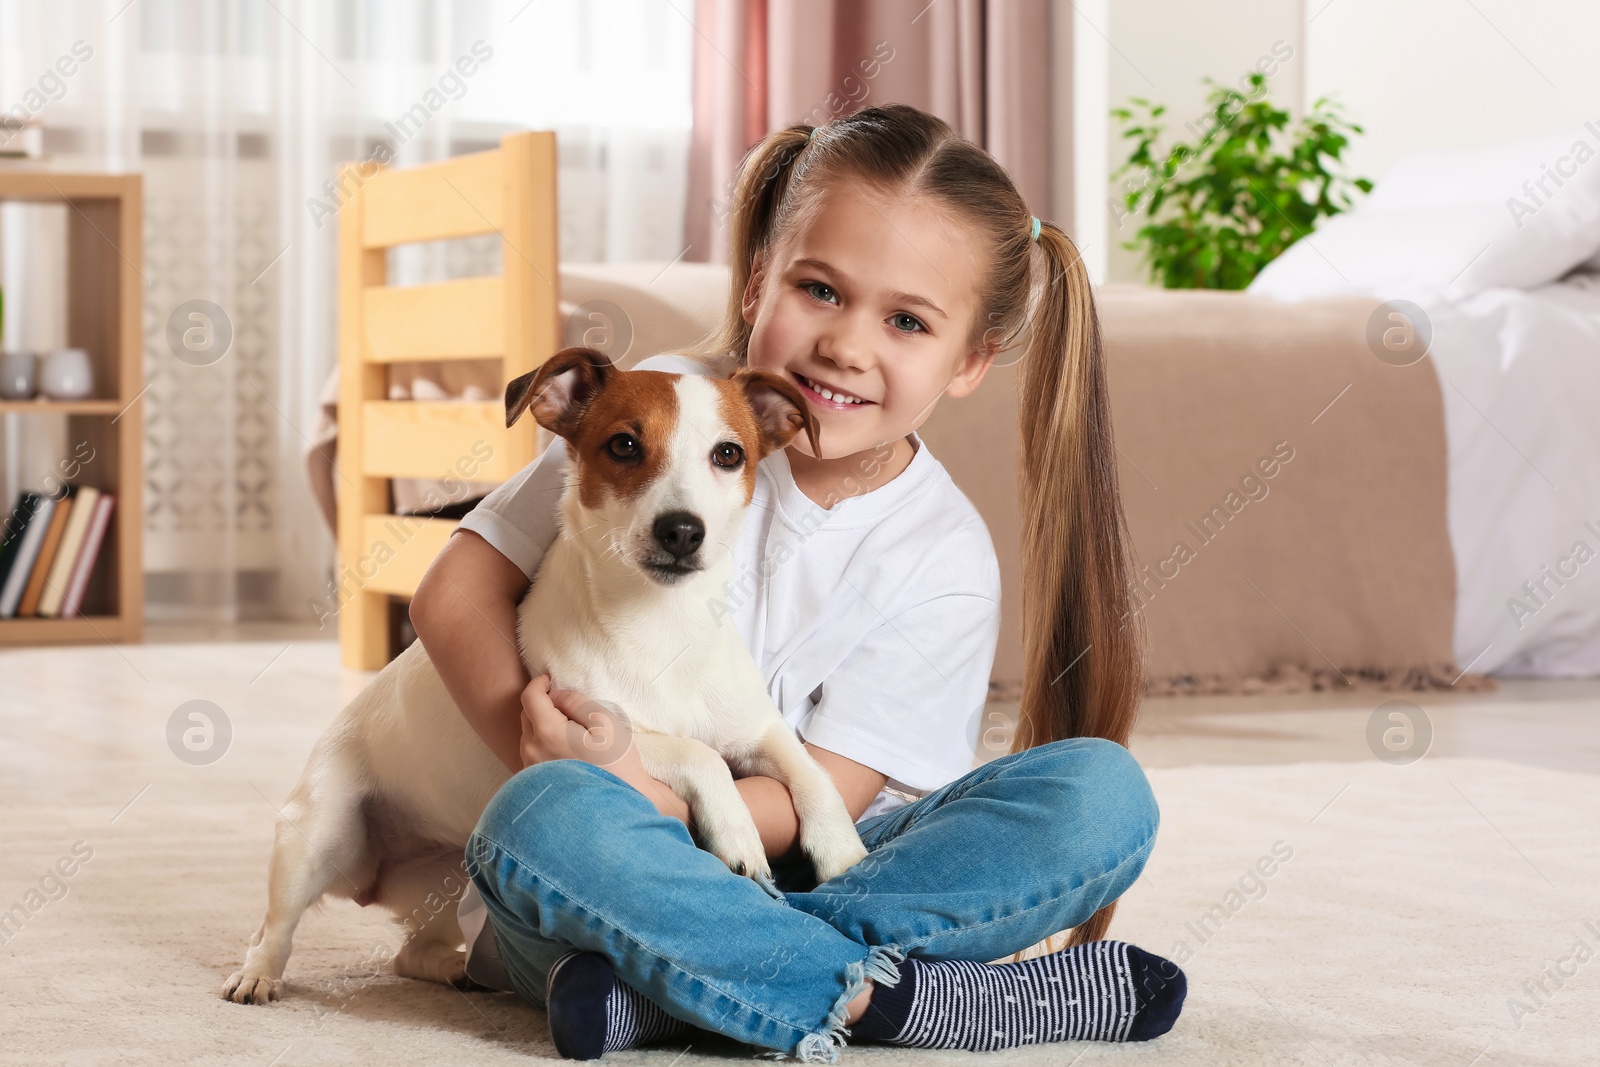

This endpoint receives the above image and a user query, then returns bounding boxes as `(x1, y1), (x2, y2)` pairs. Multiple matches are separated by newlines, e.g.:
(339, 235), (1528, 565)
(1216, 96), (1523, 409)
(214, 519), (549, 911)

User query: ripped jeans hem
(778, 942), (905, 1064)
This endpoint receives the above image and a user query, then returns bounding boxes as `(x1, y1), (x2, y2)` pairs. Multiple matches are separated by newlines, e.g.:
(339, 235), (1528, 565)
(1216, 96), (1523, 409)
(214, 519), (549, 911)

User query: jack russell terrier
(223, 347), (870, 1005)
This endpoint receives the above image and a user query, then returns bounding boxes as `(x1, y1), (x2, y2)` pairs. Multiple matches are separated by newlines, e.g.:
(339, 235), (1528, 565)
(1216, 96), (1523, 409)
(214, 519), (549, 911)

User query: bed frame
(336, 132), (559, 670)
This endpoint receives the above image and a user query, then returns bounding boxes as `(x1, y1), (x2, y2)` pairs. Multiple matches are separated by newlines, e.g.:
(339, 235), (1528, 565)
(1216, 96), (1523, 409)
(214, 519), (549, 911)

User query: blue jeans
(465, 738), (1159, 1063)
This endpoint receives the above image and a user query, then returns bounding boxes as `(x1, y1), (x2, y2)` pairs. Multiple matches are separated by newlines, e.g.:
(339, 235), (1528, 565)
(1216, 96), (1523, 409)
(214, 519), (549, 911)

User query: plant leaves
(1109, 76), (1371, 289)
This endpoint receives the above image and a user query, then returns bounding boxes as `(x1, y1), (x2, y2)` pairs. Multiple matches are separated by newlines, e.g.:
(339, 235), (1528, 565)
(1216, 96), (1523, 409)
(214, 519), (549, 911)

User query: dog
(223, 347), (870, 1005)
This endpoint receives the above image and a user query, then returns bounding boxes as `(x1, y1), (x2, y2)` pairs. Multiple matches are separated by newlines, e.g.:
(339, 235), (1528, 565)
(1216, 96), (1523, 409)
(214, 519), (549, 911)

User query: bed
(1250, 130), (1600, 679)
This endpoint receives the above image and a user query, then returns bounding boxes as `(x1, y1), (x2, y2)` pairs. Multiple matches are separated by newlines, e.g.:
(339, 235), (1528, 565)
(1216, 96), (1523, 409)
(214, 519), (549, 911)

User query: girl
(410, 103), (1183, 1062)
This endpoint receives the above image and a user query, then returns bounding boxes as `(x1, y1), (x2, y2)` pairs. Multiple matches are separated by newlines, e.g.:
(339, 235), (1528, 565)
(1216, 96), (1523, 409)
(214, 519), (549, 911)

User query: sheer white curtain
(0, 0), (692, 623)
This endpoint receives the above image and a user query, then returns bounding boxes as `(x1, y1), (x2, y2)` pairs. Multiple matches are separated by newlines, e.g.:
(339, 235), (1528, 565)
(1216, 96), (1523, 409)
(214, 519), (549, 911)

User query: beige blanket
(1103, 286), (1487, 694)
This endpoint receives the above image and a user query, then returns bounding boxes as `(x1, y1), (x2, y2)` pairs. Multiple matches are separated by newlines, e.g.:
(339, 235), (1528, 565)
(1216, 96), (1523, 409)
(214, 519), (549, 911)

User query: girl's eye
(711, 442), (745, 470)
(890, 312), (927, 334)
(801, 281), (838, 304)
(607, 434), (640, 461)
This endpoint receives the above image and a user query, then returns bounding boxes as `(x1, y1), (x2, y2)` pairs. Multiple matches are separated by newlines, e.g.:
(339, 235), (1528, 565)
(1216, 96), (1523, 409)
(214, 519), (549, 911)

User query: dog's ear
(506, 347), (613, 437)
(734, 368), (820, 459)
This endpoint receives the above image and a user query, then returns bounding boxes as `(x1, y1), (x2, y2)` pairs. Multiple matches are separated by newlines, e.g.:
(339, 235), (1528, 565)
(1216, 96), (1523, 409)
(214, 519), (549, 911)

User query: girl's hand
(518, 674), (634, 768)
(519, 675), (693, 825)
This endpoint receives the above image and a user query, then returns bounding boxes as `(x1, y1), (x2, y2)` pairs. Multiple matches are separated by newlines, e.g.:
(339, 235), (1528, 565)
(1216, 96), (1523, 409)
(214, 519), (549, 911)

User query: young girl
(410, 103), (1184, 1062)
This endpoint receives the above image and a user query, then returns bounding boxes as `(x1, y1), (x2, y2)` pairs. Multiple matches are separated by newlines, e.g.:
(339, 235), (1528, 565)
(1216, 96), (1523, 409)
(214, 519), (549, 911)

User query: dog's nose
(652, 512), (705, 559)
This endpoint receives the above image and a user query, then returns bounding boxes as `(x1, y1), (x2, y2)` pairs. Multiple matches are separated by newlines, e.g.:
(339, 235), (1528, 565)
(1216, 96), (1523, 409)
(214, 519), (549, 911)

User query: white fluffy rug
(5, 759), (1596, 1065)
(1, 642), (1595, 1065)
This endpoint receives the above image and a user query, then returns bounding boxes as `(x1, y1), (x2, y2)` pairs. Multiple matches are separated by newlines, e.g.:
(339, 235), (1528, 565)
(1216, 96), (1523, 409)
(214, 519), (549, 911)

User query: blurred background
(0, 0), (1596, 677)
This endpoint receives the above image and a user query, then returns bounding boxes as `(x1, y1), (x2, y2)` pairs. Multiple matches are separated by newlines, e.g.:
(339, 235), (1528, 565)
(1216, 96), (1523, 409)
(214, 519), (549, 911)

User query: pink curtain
(685, 0), (1055, 264)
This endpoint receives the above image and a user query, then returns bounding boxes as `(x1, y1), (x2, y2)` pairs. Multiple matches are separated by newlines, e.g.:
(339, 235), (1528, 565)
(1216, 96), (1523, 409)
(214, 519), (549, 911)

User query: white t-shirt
(455, 354), (1001, 987)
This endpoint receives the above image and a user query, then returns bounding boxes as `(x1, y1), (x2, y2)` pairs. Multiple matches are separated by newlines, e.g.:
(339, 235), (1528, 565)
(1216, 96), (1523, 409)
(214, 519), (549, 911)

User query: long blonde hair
(697, 105), (1146, 946)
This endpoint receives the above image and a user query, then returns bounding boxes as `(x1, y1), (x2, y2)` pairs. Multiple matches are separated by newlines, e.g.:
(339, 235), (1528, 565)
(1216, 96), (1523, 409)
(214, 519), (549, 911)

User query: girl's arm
(736, 747), (888, 859)
(410, 528), (538, 772)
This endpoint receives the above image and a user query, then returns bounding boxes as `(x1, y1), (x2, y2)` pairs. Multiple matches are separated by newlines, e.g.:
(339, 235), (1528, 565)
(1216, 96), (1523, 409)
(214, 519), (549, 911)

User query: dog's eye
(711, 442), (745, 470)
(607, 434), (640, 461)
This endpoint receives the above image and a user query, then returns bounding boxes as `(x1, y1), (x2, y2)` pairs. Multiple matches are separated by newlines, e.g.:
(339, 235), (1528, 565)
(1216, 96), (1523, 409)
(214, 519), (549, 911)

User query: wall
(1304, 0), (1600, 181)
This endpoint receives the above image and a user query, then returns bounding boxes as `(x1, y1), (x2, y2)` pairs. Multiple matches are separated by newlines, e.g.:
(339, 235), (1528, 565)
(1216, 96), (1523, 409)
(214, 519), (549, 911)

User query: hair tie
(808, 127), (819, 143)
(1030, 216), (1041, 242)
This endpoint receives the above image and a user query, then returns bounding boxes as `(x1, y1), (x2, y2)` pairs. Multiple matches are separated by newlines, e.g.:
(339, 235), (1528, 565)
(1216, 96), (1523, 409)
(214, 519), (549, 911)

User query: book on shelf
(38, 485), (100, 617)
(0, 495), (31, 601)
(0, 485), (117, 620)
(18, 486), (79, 616)
(0, 493), (41, 597)
(59, 493), (115, 619)
(0, 491), (54, 617)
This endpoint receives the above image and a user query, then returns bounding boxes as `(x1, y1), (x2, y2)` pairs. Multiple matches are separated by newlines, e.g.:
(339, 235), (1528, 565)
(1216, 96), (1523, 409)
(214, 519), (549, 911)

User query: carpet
(4, 748), (1594, 1066)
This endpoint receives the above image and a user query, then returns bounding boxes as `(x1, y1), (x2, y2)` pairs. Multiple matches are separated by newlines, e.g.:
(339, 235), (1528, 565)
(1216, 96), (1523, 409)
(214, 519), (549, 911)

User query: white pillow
(1361, 134), (1574, 212)
(1249, 129), (1600, 301)
(1247, 207), (1512, 303)
(1454, 138), (1600, 292)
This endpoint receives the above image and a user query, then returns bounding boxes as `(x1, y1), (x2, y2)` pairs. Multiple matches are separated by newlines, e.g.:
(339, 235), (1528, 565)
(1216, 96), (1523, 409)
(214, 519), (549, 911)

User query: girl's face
(740, 182), (996, 461)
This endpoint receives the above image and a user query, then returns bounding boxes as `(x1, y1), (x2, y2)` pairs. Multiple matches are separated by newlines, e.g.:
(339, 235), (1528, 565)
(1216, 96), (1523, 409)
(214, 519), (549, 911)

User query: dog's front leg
(737, 724), (869, 883)
(630, 732), (772, 884)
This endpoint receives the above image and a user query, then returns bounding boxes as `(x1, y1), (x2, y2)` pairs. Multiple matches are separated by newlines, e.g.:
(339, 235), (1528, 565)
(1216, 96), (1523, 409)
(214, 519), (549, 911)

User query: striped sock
(544, 951), (692, 1060)
(850, 940), (1186, 1050)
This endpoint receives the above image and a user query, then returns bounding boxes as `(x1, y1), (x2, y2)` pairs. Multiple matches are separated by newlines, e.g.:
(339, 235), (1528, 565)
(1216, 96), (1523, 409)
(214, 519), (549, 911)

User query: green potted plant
(1111, 72), (1372, 289)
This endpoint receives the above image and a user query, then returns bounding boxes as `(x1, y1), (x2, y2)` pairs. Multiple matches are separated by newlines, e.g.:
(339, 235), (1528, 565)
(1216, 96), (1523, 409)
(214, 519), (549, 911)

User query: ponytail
(1015, 222), (1147, 946)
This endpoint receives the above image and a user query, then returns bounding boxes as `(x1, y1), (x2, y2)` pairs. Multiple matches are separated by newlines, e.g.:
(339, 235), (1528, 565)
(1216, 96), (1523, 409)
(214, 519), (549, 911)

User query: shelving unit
(0, 172), (142, 646)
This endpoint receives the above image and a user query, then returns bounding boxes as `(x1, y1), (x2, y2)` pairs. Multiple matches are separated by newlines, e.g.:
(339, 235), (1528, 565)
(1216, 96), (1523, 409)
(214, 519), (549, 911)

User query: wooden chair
(337, 132), (559, 669)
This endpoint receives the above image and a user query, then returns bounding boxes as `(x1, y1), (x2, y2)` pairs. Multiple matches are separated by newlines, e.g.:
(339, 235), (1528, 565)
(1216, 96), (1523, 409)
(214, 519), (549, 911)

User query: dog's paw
(222, 969), (283, 1005)
(391, 941), (467, 985)
(699, 811), (773, 885)
(804, 823), (869, 883)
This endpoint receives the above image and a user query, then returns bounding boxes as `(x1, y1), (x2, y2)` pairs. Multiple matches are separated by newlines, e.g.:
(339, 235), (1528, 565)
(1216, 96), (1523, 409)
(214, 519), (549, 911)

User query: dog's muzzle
(643, 510), (705, 582)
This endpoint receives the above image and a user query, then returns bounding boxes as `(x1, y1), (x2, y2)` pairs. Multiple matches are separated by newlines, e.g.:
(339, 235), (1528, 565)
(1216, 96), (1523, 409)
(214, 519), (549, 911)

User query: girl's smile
(792, 371), (872, 409)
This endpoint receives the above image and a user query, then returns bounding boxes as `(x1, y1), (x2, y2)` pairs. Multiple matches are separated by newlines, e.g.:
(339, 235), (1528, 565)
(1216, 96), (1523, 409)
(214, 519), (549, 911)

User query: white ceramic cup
(0, 351), (37, 399)
(40, 348), (94, 400)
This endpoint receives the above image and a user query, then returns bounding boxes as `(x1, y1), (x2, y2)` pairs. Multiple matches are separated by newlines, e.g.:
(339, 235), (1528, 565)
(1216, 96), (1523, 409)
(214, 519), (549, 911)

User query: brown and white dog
(223, 347), (869, 1005)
